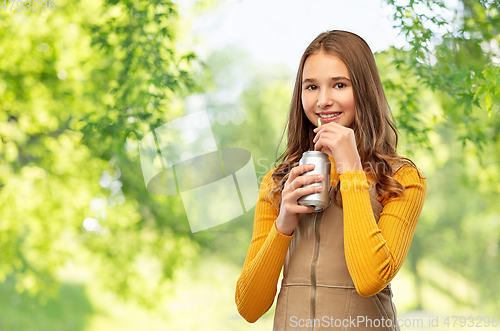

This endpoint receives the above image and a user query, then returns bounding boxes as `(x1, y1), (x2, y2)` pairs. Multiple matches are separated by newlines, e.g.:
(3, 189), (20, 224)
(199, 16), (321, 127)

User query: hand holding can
(297, 151), (331, 212)
(275, 163), (325, 236)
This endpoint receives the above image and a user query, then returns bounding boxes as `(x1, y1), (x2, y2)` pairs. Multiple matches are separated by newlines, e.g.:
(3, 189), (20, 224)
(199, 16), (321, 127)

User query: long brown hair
(268, 30), (425, 213)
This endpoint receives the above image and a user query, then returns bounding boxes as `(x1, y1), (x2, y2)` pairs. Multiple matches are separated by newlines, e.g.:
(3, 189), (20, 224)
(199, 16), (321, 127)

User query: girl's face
(301, 51), (356, 129)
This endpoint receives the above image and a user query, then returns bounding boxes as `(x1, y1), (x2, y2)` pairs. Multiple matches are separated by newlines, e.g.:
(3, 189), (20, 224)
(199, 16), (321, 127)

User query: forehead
(302, 52), (349, 79)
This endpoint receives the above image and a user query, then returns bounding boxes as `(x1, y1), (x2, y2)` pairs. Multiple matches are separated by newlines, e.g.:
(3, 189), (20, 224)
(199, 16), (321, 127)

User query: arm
(235, 170), (294, 323)
(339, 165), (427, 297)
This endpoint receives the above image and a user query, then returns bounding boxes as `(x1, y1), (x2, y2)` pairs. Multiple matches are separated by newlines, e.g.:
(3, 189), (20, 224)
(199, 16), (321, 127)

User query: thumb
(321, 147), (333, 157)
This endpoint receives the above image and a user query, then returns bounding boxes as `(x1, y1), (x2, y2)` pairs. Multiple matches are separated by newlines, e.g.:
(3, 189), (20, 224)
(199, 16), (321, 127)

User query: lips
(317, 111), (342, 116)
(317, 112), (342, 122)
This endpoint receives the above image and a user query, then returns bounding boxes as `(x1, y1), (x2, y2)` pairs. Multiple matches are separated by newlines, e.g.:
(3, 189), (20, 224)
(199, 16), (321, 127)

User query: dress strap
(391, 160), (409, 175)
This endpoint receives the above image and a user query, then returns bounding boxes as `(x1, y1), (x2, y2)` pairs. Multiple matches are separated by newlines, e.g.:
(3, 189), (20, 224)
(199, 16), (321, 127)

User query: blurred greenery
(0, 275), (93, 331)
(0, 0), (213, 309)
(383, 0), (500, 313)
(0, 0), (499, 329)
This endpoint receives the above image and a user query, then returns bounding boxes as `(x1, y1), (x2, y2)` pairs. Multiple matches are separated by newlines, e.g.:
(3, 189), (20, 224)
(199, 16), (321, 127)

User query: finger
(315, 131), (337, 139)
(314, 121), (345, 135)
(295, 184), (322, 195)
(314, 121), (335, 131)
(290, 170), (320, 191)
(299, 205), (317, 214)
(313, 126), (325, 136)
(313, 130), (329, 143)
(287, 185), (323, 203)
(293, 173), (324, 190)
(314, 139), (321, 151)
(292, 186), (324, 204)
(313, 132), (320, 143)
(284, 204), (316, 214)
(287, 164), (314, 188)
(314, 132), (339, 149)
(314, 135), (326, 151)
(314, 140), (333, 157)
(313, 125), (339, 142)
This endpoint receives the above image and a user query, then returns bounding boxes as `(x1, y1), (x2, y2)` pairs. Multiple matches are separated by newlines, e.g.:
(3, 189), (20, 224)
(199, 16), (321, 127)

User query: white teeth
(319, 113), (341, 118)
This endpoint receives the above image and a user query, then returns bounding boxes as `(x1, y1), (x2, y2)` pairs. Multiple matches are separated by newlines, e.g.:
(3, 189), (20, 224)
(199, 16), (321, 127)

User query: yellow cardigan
(235, 157), (427, 323)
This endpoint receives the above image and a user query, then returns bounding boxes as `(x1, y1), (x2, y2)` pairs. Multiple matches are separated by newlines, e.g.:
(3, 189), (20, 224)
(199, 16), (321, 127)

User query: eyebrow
(302, 77), (351, 84)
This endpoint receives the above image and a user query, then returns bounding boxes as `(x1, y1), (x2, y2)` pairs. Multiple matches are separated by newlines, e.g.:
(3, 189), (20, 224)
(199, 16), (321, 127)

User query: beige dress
(273, 162), (407, 331)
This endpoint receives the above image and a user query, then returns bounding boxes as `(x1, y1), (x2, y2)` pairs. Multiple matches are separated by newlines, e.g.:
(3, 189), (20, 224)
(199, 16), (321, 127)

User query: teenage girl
(235, 30), (427, 331)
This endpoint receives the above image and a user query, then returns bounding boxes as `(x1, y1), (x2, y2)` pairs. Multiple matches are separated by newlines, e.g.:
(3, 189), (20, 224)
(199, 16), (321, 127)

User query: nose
(317, 89), (333, 109)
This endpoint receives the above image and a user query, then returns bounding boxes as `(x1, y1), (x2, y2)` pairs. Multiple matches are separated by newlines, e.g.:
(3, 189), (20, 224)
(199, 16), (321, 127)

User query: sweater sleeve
(339, 165), (427, 297)
(235, 169), (294, 323)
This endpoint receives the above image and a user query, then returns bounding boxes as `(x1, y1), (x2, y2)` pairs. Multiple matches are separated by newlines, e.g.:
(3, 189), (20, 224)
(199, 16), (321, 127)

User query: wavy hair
(268, 30), (425, 213)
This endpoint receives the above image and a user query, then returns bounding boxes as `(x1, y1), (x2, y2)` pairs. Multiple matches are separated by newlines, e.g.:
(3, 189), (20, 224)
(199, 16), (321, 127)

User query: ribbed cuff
(339, 170), (370, 193)
(272, 220), (294, 240)
(259, 221), (293, 271)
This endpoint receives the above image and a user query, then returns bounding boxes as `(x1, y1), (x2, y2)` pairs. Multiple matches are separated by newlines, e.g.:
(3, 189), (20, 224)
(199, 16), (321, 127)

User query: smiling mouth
(317, 112), (342, 121)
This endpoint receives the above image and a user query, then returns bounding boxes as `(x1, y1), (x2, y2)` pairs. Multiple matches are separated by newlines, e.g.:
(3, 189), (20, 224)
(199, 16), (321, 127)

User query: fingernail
(317, 174), (324, 180)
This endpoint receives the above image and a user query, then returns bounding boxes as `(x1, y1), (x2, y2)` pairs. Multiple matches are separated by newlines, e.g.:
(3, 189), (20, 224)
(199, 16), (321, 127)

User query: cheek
(343, 93), (356, 113)
(302, 93), (314, 110)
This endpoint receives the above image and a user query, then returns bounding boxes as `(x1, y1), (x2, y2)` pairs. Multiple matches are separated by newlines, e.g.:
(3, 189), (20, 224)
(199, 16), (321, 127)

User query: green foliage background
(0, 0), (499, 329)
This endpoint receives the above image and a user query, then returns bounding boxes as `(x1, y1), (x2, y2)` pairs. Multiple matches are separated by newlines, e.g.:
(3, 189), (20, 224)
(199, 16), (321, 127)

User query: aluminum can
(297, 151), (331, 212)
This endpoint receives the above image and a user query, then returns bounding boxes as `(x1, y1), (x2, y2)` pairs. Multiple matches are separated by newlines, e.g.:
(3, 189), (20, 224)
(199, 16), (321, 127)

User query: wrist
(337, 159), (363, 175)
(275, 218), (294, 237)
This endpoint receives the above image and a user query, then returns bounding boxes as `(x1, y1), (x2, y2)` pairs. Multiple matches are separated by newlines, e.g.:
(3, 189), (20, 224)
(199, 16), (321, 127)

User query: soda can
(297, 151), (331, 212)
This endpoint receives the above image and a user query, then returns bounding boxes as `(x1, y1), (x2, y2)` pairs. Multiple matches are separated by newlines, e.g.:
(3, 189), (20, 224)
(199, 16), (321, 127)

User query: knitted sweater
(235, 156), (427, 323)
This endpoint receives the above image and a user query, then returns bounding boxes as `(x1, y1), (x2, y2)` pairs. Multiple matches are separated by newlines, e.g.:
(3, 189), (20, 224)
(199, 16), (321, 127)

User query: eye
(334, 82), (346, 89)
(305, 85), (317, 90)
